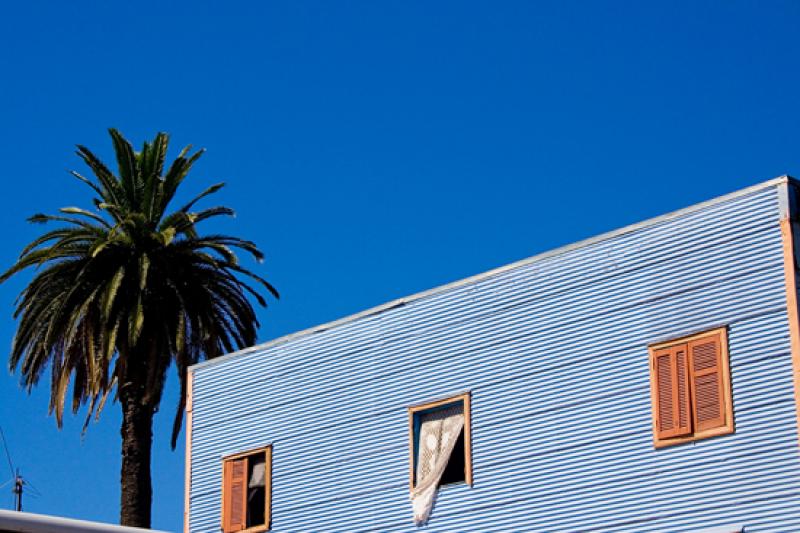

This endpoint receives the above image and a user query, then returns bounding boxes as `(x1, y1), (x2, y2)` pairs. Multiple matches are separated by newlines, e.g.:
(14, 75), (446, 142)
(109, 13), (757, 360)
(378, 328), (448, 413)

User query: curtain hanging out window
(410, 403), (465, 525)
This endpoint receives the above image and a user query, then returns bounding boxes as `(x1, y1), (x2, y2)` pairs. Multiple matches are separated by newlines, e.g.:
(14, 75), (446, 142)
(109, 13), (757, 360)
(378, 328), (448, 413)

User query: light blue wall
(189, 181), (800, 532)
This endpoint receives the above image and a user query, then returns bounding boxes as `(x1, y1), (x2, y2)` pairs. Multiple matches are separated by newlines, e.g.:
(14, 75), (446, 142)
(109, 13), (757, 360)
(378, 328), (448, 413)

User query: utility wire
(0, 426), (14, 480)
(0, 427), (16, 510)
(23, 479), (41, 498)
(0, 427), (41, 510)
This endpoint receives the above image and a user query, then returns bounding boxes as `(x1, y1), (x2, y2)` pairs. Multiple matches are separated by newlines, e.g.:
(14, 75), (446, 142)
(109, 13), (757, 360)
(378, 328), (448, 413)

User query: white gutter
(0, 509), (171, 533)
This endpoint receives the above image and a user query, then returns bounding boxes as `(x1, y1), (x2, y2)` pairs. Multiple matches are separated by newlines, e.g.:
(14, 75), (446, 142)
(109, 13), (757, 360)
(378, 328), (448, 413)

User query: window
(649, 327), (734, 448)
(407, 393), (472, 524)
(221, 446), (272, 533)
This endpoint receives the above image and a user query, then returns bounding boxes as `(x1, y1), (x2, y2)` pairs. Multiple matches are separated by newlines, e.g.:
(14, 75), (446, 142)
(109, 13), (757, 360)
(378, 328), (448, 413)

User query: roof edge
(192, 174), (792, 372)
(0, 510), (169, 533)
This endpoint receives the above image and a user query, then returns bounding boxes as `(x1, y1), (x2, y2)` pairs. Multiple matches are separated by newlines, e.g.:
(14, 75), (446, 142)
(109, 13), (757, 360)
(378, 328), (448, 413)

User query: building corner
(778, 177), (800, 452)
(183, 370), (194, 533)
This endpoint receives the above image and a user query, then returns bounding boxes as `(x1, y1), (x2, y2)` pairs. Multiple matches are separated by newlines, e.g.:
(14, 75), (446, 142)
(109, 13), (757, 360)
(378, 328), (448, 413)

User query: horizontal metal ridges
(189, 185), (800, 532)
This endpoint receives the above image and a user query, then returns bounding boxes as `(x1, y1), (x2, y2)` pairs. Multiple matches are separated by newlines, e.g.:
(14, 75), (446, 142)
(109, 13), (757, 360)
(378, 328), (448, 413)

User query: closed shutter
(223, 457), (248, 532)
(689, 333), (726, 431)
(653, 345), (692, 439)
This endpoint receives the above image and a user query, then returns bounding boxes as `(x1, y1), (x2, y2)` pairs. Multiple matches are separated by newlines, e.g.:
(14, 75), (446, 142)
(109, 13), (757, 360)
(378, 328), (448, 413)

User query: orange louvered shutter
(689, 333), (726, 431)
(222, 457), (248, 532)
(653, 345), (692, 439)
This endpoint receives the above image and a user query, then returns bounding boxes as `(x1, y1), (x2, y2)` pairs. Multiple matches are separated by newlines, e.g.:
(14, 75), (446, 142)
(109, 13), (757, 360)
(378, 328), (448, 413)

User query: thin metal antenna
(0, 427), (17, 510)
(0, 427), (31, 512)
(13, 469), (22, 512)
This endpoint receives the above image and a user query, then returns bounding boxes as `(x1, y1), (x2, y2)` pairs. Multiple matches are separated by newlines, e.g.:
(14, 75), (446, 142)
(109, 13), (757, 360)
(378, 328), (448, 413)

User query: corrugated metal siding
(189, 184), (800, 532)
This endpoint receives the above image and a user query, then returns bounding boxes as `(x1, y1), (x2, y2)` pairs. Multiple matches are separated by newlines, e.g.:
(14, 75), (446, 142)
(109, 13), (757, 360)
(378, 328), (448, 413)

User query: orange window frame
(407, 392), (473, 490)
(221, 445), (273, 533)
(648, 327), (734, 448)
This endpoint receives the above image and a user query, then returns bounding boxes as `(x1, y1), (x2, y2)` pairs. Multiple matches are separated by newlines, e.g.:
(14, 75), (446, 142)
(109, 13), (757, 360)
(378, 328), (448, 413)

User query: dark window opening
(411, 399), (468, 487)
(246, 455), (266, 528)
(222, 447), (270, 533)
(439, 427), (466, 485)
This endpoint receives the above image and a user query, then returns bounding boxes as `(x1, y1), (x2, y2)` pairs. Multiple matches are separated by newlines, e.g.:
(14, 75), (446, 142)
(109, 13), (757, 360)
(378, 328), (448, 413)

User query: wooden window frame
(221, 445), (273, 533)
(407, 392), (473, 490)
(649, 327), (734, 448)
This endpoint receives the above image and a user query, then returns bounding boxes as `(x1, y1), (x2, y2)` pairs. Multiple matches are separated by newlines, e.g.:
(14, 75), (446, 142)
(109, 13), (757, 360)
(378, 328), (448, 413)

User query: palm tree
(0, 129), (278, 528)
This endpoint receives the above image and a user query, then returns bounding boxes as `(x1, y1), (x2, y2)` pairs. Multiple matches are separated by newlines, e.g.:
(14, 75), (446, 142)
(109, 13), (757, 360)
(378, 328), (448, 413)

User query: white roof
(0, 509), (171, 533)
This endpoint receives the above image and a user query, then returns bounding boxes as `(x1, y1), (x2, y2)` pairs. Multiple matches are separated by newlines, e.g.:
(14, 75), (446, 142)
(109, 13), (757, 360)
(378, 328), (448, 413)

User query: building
(185, 176), (800, 532)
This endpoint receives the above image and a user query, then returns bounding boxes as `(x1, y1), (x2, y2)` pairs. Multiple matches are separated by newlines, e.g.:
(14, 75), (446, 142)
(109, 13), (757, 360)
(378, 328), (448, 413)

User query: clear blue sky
(0, 1), (799, 531)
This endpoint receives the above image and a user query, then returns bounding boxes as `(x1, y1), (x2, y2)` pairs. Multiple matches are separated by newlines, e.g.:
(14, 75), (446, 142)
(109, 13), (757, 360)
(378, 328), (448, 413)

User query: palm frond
(59, 207), (112, 229)
(177, 182), (225, 213)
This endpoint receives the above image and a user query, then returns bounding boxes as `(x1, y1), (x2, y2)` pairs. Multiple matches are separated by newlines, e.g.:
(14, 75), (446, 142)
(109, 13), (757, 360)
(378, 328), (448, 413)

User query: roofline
(0, 510), (169, 533)
(192, 174), (794, 372)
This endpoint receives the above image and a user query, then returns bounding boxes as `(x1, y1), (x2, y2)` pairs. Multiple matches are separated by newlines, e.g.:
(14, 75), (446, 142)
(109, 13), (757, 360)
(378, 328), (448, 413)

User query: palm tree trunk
(119, 388), (154, 528)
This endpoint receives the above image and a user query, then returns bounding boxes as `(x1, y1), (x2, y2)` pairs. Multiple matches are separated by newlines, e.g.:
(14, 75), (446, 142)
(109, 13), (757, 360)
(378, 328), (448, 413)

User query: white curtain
(410, 403), (465, 524)
(249, 459), (265, 488)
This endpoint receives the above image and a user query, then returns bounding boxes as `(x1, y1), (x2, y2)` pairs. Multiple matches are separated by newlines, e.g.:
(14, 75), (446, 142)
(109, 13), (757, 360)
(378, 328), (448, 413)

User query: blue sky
(0, 1), (799, 531)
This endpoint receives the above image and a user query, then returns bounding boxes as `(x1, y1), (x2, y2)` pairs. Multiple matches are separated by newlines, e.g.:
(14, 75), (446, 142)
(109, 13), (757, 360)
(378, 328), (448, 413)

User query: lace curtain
(410, 403), (465, 524)
(249, 459), (265, 489)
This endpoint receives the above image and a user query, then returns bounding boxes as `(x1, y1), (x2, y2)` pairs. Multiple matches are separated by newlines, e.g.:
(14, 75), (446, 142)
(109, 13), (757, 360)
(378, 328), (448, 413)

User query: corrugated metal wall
(189, 182), (800, 532)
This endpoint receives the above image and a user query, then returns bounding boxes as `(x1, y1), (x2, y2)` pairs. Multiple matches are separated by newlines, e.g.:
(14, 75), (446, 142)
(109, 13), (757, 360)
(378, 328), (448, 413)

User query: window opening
(408, 393), (472, 525)
(222, 446), (271, 532)
(247, 455), (266, 529)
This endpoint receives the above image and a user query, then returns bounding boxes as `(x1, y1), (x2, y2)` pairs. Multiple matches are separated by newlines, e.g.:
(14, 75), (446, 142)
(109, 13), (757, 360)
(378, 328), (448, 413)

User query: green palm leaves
(2, 129), (277, 448)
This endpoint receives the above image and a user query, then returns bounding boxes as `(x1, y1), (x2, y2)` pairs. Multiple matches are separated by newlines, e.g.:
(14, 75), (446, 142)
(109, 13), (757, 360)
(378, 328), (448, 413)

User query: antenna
(0, 426), (18, 511)
(0, 426), (38, 512)
(13, 469), (22, 512)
